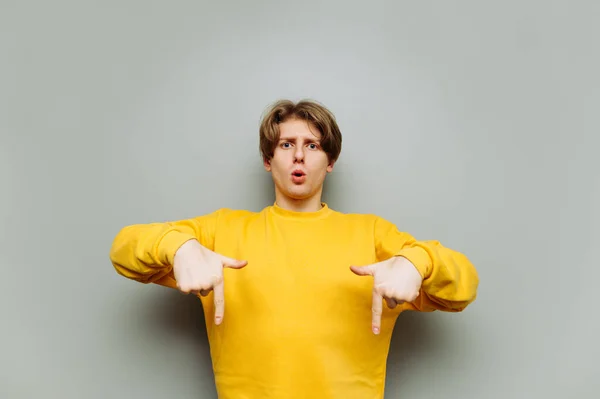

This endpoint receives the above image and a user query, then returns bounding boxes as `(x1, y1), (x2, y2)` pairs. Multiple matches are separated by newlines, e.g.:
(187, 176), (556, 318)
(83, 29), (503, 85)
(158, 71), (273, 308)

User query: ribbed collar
(269, 202), (333, 220)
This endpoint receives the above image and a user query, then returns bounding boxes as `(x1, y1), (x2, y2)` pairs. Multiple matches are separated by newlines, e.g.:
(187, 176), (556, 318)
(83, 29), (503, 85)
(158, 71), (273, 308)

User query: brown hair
(259, 99), (342, 163)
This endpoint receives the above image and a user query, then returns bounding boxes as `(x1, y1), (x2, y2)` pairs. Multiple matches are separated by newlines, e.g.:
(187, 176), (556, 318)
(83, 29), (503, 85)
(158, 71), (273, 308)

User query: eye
(307, 143), (319, 150)
(281, 142), (293, 148)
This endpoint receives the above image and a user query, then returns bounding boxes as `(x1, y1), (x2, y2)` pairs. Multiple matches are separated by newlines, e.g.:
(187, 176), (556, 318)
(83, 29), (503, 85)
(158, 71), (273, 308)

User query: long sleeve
(109, 210), (222, 286)
(374, 217), (479, 312)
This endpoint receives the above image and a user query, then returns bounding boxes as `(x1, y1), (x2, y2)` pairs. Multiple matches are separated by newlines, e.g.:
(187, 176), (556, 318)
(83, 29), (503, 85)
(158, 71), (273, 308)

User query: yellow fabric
(109, 203), (479, 399)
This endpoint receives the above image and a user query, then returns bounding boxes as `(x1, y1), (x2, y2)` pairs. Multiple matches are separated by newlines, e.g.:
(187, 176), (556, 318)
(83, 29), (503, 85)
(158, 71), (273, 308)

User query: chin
(287, 191), (311, 200)
(284, 185), (313, 200)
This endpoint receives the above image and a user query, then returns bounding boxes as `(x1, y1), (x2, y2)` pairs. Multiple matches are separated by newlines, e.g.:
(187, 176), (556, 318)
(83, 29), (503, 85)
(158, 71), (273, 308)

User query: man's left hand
(350, 256), (424, 334)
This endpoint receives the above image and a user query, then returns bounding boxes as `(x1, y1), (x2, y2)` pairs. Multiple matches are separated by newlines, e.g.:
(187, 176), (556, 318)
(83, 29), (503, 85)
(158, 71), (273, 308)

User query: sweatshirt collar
(269, 202), (333, 220)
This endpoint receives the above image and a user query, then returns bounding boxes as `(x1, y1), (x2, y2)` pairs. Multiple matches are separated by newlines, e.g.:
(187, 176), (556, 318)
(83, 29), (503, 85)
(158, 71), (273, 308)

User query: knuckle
(178, 285), (190, 293)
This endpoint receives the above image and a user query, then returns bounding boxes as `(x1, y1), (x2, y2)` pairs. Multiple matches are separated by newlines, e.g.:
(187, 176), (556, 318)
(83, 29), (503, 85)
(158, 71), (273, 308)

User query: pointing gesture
(350, 256), (423, 334)
(173, 239), (247, 325)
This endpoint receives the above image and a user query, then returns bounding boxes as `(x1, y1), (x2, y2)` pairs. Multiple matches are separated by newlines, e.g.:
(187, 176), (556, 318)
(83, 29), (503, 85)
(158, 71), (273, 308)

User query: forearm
(396, 242), (479, 312)
(109, 222), (198, 284)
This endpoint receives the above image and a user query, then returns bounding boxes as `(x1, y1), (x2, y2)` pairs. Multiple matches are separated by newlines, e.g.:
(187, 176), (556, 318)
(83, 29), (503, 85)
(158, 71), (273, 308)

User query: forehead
(278, 118), (322, 140)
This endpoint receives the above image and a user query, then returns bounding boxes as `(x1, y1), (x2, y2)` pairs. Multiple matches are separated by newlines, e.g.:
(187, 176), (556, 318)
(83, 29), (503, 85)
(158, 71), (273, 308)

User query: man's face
(264, 118), (334, 204)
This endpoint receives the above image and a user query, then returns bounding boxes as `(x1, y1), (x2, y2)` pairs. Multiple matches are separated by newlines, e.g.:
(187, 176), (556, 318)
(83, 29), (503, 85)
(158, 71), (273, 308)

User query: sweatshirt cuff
(158, 230), (198, 266)
(395, 246), (432, 279)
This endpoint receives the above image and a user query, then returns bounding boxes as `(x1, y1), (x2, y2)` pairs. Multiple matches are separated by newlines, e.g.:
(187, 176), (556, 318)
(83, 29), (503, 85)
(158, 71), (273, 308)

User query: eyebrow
(278, 136), (320, 143)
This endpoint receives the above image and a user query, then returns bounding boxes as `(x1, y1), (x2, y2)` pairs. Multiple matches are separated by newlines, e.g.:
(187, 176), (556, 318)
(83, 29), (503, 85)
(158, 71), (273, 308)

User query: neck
(274, 190), (324, 213)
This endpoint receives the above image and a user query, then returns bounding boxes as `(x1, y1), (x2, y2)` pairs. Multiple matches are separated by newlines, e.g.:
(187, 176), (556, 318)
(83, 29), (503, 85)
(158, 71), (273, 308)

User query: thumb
(221, 256), (248, 269)
(350, 264), (376, 276)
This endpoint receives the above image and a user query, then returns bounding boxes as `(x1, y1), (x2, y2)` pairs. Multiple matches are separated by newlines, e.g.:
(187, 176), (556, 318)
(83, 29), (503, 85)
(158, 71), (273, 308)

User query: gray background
(1, 0), (598, 398)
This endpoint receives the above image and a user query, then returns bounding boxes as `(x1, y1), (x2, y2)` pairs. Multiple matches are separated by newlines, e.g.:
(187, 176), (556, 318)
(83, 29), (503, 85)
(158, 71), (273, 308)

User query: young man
(109, 99), (479, 399)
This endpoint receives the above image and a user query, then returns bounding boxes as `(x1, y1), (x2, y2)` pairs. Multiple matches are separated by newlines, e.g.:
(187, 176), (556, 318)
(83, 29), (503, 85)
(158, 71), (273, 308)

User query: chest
(215, 220), (378, 316)
(227, 222), (374, 283)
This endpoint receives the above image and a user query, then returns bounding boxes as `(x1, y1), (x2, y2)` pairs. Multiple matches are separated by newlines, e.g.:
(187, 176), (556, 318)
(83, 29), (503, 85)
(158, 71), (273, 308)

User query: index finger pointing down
(372, 289), (383, 335)
(213, 280), (225, 325)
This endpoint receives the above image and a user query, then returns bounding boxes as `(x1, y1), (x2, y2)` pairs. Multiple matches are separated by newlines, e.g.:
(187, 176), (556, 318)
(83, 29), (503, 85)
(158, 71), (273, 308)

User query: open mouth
(291, 170), (306, 183)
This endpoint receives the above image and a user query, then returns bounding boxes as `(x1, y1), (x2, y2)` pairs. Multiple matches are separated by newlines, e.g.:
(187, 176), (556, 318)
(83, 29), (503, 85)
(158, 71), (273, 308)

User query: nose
(293, 146), (305, 163)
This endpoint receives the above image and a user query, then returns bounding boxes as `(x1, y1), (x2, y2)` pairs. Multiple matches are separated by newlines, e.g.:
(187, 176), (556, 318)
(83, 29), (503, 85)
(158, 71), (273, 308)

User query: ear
(263, 157), (271, 172)
(326, 160), (335, 173)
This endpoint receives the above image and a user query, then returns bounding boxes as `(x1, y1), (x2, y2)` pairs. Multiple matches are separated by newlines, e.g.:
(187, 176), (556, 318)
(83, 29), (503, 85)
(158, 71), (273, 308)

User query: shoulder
(328, 207), (386, 227)
(211, 207), (258, 221)
(331, 208), (402, 232)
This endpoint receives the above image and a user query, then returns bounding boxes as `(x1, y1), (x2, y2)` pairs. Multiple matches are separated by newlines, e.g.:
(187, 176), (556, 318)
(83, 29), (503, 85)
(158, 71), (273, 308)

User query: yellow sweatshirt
(109, 203), (479, 399)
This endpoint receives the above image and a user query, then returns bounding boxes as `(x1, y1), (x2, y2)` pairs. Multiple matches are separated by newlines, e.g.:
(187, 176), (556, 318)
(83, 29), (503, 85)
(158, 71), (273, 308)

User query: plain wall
(1, 0), (598, 398)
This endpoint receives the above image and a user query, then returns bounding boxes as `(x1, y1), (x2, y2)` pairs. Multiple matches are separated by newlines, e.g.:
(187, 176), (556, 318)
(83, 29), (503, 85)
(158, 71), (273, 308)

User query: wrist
(394, 247), (432, 279)
(160, 231), (198, 266)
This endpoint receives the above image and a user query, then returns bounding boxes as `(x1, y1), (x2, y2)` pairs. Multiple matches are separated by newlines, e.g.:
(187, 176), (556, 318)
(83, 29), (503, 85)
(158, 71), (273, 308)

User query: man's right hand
(172, 239), (248, 325)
